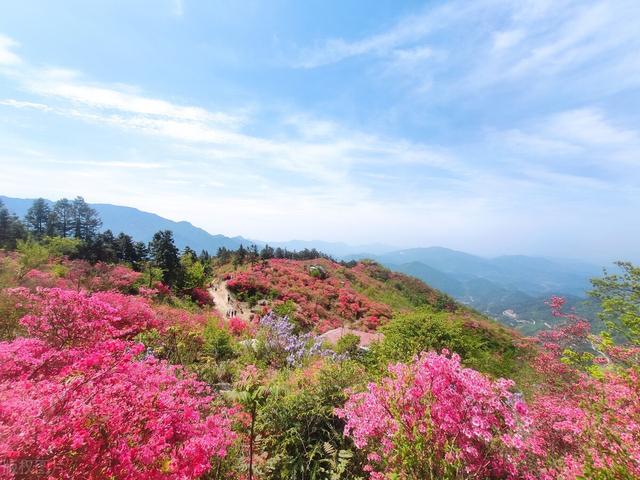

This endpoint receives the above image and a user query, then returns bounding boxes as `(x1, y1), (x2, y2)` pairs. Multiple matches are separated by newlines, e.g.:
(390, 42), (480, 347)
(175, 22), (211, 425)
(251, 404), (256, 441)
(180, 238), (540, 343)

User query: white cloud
(0, 40), (464, 189)
(295, 0), (640, 101)
(492, 30), (524, 52)
(546, 109), (639, 146)
(293, 2), (466, 68)
(497, 108), (640, 159)
(27, 75), (242, 125)
(0, 99), (52, 111)
(0, 34), (21, 65)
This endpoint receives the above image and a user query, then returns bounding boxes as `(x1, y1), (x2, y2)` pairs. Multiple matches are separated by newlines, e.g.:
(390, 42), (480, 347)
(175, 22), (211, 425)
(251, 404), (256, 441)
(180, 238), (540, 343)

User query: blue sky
(0, 0), (638, 262)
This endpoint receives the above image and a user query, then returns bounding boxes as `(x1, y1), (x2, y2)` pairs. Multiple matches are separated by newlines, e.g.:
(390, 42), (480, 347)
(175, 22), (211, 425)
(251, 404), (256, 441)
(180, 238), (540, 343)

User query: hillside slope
(219, 258), (524, 375)
(348, 247), (602, 333)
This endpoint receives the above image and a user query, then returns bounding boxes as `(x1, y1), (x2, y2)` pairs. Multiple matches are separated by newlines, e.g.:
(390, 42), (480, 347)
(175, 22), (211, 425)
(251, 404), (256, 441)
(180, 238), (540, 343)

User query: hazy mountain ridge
(2, 195), (603, 333)
(346, 248), (603, 334)
(1, 195), (251, 253)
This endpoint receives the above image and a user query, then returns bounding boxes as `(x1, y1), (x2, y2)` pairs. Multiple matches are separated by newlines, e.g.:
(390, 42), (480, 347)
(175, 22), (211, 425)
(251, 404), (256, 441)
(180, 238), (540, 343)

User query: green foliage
(272, 299), (297, 317)
(202, 321), (236, 361)
(320, 443), (361, 480)
(334, 333), (361, 355)
(179, 252), (207, 290)
(433, 292), (457, 312)
(136, 327), (203, 365)
(590, 261), (640, 346)
(136, 324), (237, 387)
(141, 261), (164, 288)
(373, 307), (523, 379)
(257, 361), (367, 480)
(0, 290), (27, 341)
(309, 265), (328, 279)
(16, 239), (49, 276)
(41, 236), (81, 257)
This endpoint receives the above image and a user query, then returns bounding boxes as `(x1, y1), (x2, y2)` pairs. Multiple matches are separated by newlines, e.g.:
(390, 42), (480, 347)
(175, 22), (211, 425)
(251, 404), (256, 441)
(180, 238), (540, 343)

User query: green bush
(202, 321), (236, 361)
(273, 299), (297, 318)
(257, 360), (367, 480)
(334, 333), (360, 355)
(372, 307), (523, 379)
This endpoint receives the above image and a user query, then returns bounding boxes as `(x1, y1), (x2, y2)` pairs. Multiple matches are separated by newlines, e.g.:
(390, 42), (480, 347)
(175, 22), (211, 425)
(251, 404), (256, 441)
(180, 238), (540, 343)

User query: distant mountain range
(1, 195), (397, 257)
(344, 248), (604, 334)
(2, 195), (605, 333)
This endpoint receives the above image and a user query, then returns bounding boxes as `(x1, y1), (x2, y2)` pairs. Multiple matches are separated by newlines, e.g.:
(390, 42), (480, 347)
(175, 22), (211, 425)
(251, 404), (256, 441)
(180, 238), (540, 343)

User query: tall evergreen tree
(114, 232), (136, 263)
(182, 246), (198, 262)
(24, 198), (51, 239)
(216, 247), (231, 263)
(133, 241), (149, 270)
(260, 244), (275, 260)
(149, 230), (181, 287)
(0, 200), (26, 249)
(52, 198), (74, 237)
(71, 196), (101, 241)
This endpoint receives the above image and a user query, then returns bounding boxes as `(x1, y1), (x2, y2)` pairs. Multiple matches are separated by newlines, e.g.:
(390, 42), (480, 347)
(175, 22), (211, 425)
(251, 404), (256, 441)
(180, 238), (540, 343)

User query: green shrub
(202, 321), (236, 361)
(372, 307), (523, 379)
(334, 333), (361, 355)
(257, 360), (367, 480)
(273, 299), (297, 317)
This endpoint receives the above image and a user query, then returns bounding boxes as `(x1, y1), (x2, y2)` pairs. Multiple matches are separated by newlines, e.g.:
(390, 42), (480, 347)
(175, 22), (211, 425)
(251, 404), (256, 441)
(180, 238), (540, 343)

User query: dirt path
(209, 280), (253, 322)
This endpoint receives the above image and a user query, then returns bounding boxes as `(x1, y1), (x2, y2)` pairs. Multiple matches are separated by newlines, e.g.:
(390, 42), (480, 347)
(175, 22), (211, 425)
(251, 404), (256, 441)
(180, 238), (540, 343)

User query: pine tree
(0, 200), (26, 249)
(71, 197), (102, 241)
(24, 198), (51, 239)
(71, 196), (101, 240)
(52, 198), (74, 237)
(149, 230), (181, 287)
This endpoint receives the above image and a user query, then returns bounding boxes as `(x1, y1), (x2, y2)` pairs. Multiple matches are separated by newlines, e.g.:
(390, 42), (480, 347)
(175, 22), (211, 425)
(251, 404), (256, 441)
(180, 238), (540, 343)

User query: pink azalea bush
(226, 259), (392, 331)
(229, 316), (249, 336)
(0, 339), (236, 479)
(336, 350), (534, 479)
(0, 285), (237, 479)
(522, 297), (640, 478)
(8, 287), (159, 347)
(337, 298), (640, 480)
(190, 286), (213, 307)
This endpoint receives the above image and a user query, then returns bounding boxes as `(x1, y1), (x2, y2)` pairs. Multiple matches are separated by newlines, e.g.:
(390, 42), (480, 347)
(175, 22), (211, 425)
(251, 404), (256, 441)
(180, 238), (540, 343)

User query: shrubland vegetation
(0, 197), (638, 479)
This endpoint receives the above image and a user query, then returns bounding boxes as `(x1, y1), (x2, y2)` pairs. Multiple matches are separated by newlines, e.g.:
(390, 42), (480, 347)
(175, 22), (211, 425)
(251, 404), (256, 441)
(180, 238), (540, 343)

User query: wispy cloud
(293, 2), (464, 68)
(0, 32), (465, 203)
(495, 108), (640, 162)
(295, 0), (640, 100)
(0, 34), (21, 65)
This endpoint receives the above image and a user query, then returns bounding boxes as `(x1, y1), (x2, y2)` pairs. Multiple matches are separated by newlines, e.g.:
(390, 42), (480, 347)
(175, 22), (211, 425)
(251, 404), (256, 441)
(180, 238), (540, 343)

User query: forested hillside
(1, 198), (639, 479)
(1, 195), (250, 252)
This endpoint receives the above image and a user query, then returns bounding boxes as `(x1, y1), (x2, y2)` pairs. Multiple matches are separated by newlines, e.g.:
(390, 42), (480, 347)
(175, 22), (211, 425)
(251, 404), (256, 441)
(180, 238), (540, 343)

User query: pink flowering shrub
(227, 259), (392, 331)
(229, 316), (249, 336)
(336, 350), (534, 479)
(8, 287), (159, 347)
(0, 284), (237, 479)
(0, 338), (236, 479)
(153, 304), (218, 331)
(22, 268), (63, 289)
(88, 263), (142, 292)
(190, 287), (213, 307)
(522, 297), (640, 478)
